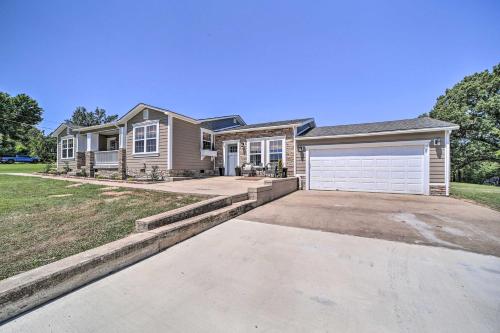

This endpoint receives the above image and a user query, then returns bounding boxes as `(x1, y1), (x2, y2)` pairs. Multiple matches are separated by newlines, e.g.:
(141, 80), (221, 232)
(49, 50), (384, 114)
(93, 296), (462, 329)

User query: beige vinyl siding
(57, 132), (77, 171)
(172, 118), (213, 171)
(126, 109), (169, 171)
(296, 131), (446, 183)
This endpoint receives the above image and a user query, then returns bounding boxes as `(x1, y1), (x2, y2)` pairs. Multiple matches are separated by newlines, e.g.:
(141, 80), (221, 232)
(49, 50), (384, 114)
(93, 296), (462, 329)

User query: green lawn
(451, 182), (500, 211)
(0, 163), (46, 173)
(0, 175), (206, 280)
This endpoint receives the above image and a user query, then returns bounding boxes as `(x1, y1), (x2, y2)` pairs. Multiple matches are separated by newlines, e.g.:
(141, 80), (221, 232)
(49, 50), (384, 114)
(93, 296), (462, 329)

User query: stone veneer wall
(76, 152), (85, 169)
(214, 128), (295, 176)
(85, 151), (95, 177)
(167, 169), (216, 177)
(430, 184), (447, 196)
(118, 148), (126, 179)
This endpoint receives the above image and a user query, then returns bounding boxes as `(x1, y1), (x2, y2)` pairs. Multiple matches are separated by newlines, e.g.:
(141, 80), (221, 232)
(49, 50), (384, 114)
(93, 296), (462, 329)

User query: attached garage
(307, 142), (429, 195)
(295, 117), (459, 196)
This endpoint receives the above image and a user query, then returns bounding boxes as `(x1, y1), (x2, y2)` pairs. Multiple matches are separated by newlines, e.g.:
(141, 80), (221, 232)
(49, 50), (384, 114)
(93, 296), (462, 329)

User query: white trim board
(296, 127), (459, 141)
(445, 130), (451, 196)
(304, 140), (431, 150)
(168, 115), (173, 169)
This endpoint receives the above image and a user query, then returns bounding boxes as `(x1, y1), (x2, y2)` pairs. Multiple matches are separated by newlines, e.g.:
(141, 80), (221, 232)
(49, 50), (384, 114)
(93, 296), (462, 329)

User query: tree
(428, 63), (500, 181)
(0, 92), (43, 141)
(66, 106), (118, 126)
(25, 128), (57, 162)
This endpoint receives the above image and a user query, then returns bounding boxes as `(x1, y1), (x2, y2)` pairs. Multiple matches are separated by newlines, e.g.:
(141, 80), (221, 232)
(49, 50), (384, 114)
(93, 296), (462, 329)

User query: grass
(0, 163), (47, 173)
(451, 182), (500, 211)
(0, 175), (206, 280)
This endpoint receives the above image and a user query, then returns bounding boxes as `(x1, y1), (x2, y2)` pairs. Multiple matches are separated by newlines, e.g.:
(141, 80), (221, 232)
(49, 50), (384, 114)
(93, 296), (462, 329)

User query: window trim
(132, 120), (160, 155)
(200, 128), (214, 151)
(266, 138), (286, 165)
(60, 135), (75, 160)
(246, 140), (265, 166)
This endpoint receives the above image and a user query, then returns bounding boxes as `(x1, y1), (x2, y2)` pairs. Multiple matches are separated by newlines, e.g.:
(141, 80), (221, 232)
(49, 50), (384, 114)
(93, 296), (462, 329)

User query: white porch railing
(94, 150), (118, 166)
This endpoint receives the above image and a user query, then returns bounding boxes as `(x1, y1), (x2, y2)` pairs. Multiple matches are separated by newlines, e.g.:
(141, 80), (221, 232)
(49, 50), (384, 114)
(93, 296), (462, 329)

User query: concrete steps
(148, 199), (257, 251)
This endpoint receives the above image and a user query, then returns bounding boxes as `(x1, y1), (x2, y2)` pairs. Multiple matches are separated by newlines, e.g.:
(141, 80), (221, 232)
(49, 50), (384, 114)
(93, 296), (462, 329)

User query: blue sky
(1, 0), (499, 133)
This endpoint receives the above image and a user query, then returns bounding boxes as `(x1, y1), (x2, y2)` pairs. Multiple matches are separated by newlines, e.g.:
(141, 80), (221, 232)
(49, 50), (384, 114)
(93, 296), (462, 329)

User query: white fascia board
(216, 124), (299, 134)
(50, 124), (68, 137)
(74, 122), (119, 133)
(117, 103), (200, 125)
(296, 126), (460, 141)
(199, 115), (247, 125)
(296, 118), (315, 127)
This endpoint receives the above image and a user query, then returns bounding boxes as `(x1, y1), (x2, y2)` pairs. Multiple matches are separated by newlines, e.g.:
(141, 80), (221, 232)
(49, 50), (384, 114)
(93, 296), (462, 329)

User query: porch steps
(136, 196), (233, 232)
(148, 199), (257, 250)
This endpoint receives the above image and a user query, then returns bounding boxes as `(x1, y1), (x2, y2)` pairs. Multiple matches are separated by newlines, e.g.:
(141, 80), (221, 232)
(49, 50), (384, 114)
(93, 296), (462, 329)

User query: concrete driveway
(2, 219), (499, 333)
(240, 190), (500, 257)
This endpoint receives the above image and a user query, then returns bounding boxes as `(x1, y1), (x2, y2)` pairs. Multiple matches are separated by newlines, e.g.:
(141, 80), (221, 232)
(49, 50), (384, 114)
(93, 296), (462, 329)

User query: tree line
(0, 94), (117, 162)
(425, 63), (499, 184)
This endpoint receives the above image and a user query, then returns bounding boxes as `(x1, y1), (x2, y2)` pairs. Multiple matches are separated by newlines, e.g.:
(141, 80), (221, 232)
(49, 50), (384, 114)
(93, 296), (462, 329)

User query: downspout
(168, 115), (173, 170)
(293, 126), (297, 177)
(445, 130), (451, 196)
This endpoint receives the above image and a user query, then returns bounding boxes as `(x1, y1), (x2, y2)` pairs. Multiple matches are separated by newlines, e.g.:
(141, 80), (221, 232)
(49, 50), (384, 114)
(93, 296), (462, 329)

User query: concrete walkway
(2, 219), (499, 332)
(2, 173), (266, 196)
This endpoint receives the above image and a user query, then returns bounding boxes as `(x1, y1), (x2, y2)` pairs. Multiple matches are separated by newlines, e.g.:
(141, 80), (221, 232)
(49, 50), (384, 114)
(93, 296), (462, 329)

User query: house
(52, 103), (458, 195)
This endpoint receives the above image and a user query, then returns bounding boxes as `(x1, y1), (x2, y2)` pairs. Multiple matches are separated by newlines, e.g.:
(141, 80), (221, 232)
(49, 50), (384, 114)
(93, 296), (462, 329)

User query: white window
(202, 131), (213, 150)
(61, 137), (74, 159)
(268, 140), (283, 163)
(133, 121), (159, 154)
(249, 141), (263, 166)
(107, 137), (118, 151)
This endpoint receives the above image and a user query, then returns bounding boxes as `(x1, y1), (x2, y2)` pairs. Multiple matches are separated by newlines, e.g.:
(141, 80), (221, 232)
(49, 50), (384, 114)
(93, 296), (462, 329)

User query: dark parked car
(0, 155), (40, 164)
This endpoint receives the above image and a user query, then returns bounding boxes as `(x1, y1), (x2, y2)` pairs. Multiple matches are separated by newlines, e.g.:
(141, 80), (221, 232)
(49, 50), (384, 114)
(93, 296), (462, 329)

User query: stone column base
(430, 184), (447, 196)
(85, 151), (95, 177)
(118, 148), (126, 180)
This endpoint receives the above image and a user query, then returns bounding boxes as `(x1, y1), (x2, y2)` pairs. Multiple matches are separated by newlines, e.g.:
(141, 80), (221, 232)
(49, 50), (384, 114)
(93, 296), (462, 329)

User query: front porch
(78, 125), (127, 178)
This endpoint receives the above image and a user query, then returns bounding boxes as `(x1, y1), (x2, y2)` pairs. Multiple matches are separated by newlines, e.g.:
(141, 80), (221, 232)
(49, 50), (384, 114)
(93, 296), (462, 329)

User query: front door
(226, 144), (238, 176)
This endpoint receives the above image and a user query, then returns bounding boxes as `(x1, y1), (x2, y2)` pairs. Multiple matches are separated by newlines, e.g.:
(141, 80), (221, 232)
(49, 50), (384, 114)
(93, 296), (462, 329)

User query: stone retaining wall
(248, 177), (299, 205)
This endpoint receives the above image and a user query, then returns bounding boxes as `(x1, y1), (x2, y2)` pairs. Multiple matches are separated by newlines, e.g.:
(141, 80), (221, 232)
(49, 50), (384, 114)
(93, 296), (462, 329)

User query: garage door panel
(309, 144), (426, 194)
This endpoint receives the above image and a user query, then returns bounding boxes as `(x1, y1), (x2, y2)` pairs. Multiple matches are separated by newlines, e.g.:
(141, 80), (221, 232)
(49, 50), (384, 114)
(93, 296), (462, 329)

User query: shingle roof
(217, 118), (313, 132)
(199, 115), (246, 131)
(299, 117), (458, 138)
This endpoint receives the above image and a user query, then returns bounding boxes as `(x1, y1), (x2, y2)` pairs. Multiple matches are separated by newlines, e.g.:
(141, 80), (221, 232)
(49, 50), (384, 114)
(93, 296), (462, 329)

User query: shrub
(43, 162), (55, 174)
(149, 165), (161, 181)
(62, 161), (71, 174)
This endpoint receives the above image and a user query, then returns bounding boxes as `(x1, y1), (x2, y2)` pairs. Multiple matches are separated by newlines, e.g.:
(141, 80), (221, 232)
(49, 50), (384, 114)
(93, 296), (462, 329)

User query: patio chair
(241, 163), (256, 177)
(264, 162), (278, 178)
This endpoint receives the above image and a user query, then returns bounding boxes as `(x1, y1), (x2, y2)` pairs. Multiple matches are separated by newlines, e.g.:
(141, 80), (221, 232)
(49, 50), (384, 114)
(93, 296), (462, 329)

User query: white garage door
(308, 144), (426, 194)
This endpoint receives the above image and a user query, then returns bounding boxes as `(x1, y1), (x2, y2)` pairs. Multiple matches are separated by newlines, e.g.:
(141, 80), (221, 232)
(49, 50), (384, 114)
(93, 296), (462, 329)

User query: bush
(43, 163), (55, 174)
(62, 161), (71, 174)
(149, 165), (161, 181)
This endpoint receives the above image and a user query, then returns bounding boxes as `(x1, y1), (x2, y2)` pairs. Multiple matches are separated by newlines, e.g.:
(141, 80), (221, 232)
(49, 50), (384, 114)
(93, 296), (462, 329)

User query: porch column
(85, 133), (98, 177)
(118, 126), (127, 179)
(75, 134), (86, 169)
